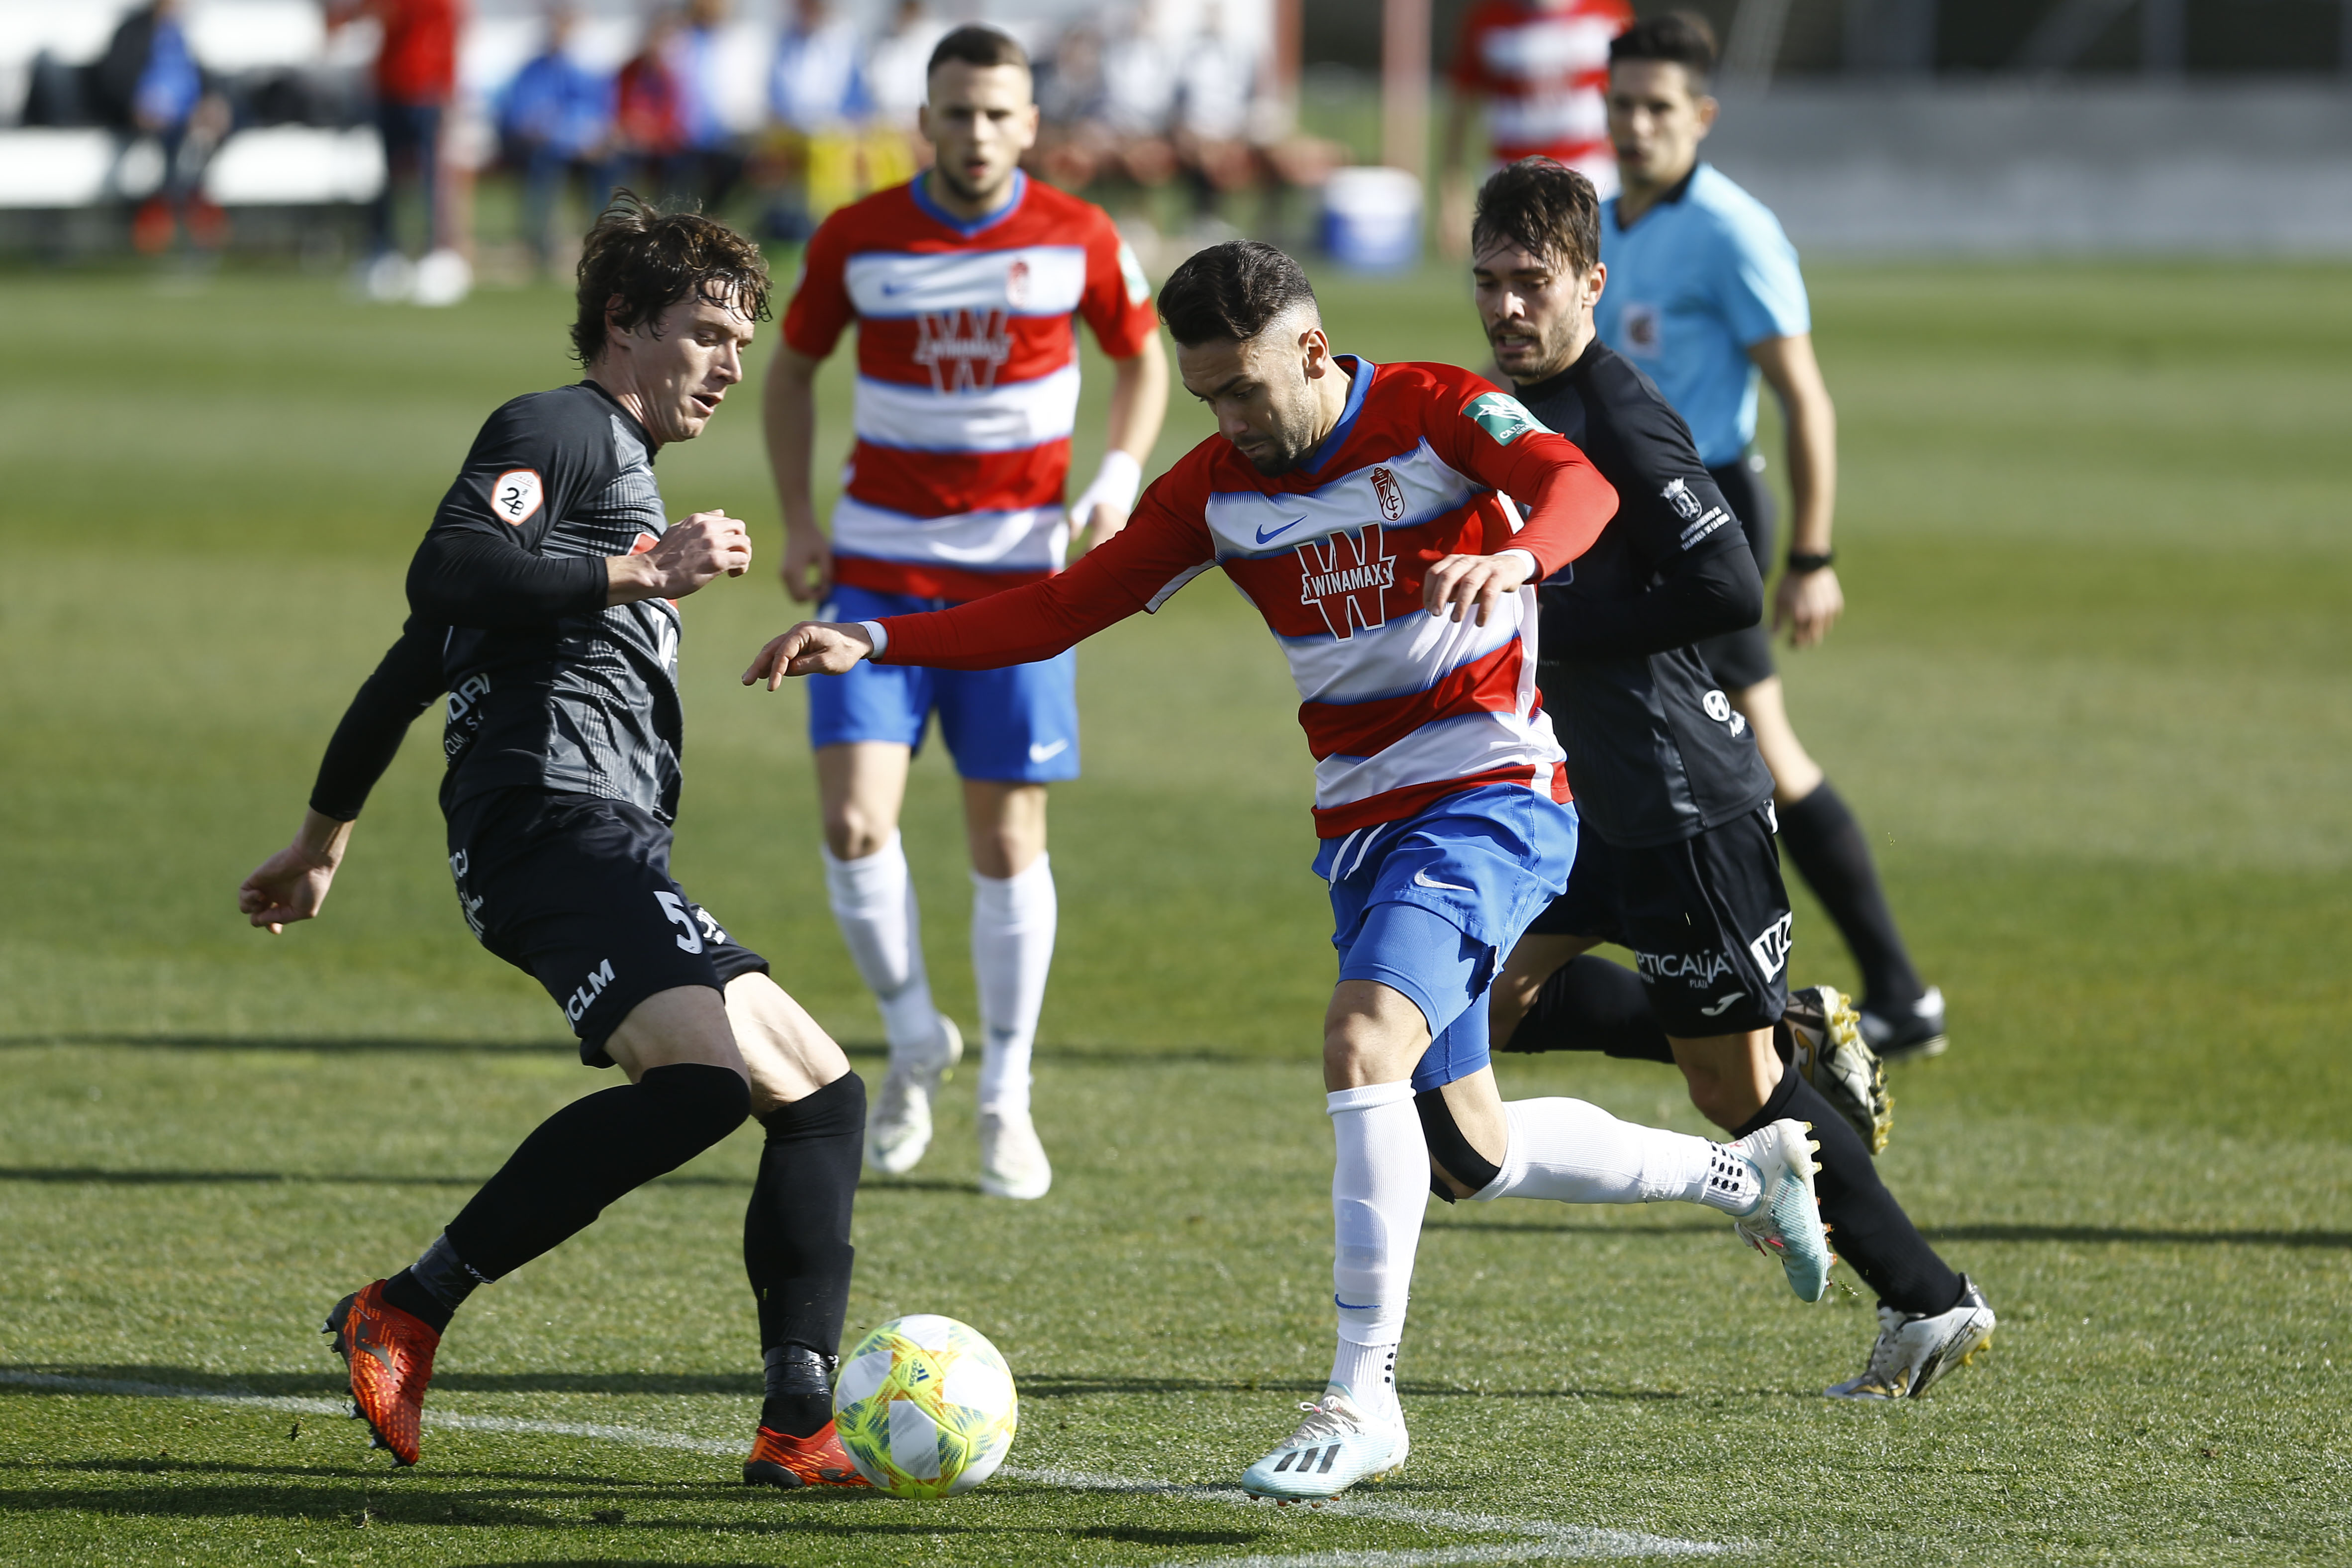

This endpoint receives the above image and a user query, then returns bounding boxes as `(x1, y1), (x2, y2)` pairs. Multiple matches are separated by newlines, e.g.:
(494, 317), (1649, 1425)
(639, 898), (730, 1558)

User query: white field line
(1, 1370), (1741, 1563)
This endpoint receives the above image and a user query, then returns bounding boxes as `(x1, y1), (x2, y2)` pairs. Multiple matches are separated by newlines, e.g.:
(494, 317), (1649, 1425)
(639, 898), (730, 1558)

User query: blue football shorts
(806, 584), (1081, 784)
(1317, 784), (1579, 1092)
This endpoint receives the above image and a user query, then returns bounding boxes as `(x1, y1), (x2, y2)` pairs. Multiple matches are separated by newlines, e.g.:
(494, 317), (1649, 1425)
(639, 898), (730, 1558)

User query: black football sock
(745, 1072), (865, 1437)
(1734, 1064), (1962, 1317)
(442, 1062), (750, 1283)
(380, 1233), (484, 1334)
(1776, 782), (1925, 1016)
(1502, 955), (1676, 1063)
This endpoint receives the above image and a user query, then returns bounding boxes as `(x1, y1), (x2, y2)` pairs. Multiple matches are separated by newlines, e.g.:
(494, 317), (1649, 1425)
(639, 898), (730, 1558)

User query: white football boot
(1241, 1383), (1408, 1503)
(1827, 1275), (1996, 1400)
(1727, 1118), (1836, 1303)
(865, 1015), (962, 1176)
(1785, 985), (1893, 1154)
(977, 1108), (1052, 1200)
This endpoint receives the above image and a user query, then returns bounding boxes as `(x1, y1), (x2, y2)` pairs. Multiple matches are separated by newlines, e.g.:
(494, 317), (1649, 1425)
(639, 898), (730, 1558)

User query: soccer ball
(832, 1314), (1018, 1497)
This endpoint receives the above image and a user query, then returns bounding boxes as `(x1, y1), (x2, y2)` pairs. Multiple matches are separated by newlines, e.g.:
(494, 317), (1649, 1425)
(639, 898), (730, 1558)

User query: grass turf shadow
(1, 1364), (765, 1399)
(0, 1034), (1276, 1067)
(1427, 1218), (2352, 1249)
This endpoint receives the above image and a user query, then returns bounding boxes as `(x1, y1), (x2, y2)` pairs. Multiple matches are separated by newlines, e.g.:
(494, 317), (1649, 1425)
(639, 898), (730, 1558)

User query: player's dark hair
(1609, 10), (1718, 88)
(571, 191), (773, 367)
(1472, 158), (1601, 276)
(1157, 240), (1318, 348)
(927, 23), (1028, 77)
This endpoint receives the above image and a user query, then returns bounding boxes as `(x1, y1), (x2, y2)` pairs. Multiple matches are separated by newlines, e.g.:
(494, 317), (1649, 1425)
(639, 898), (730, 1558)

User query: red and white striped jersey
(870, 358), (1620, 837)
(783, 172), (1161, 603)
(1449, 0), (1633, 179)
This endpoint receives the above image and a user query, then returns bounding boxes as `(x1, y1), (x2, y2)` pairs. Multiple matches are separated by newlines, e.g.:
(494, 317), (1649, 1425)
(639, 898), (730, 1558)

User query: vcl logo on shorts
(1369, 465), (1406, 522)
(1748, 912), (1793, 980)
(566, 958), (616, 1022)
(1661, 477), (1703, 522)
(1637, 948), (1738, 987)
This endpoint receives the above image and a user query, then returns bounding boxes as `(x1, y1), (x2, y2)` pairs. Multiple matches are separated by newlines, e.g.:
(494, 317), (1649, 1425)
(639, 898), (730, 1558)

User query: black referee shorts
(1526, 805), (1791, 1037)
(446, 788), (770, 1067)
(1695, 456), (1776, 691)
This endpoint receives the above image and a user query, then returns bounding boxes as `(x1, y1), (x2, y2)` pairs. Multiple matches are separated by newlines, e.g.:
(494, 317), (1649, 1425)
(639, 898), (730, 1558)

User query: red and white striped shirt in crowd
(782, 171), (1162, 603)
(865, 358), (1620, 837)
(1449, 0), (1633, 188)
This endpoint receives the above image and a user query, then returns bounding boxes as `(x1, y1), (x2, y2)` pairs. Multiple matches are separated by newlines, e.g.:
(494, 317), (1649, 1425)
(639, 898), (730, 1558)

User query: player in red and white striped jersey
(1441, 0), (1632, 245)
(764, 25), (1169, 1202)
(749, 241), (1833, 1501)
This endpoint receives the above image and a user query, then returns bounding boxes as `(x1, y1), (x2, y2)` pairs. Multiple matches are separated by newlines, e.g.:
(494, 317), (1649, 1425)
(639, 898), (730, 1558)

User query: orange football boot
(324, 1279), (439, 1466)
(743, 1421), (872, 1489)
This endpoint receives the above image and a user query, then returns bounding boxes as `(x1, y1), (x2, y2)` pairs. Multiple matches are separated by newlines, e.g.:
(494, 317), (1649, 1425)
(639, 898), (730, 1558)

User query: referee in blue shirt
(1592, 13), (1944, 1061)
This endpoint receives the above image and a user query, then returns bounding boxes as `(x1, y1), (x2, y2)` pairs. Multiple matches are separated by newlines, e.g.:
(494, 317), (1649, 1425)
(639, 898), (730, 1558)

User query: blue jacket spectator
(771, 0), (872, 134)
(500, 8), (619, 273)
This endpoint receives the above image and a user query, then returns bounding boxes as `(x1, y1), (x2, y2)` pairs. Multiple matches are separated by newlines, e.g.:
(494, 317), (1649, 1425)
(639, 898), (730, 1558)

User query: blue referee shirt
(1596, 163), (1809, 470)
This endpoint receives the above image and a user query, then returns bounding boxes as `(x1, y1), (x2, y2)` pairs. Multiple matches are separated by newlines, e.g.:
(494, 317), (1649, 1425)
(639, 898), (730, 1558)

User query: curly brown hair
(570, 192), (773, 367)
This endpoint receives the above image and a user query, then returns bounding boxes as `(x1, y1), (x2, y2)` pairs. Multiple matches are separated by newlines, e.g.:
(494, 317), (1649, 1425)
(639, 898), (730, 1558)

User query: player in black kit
(1446, 159), (1995, 1401)
(237, 198), (871, 1485)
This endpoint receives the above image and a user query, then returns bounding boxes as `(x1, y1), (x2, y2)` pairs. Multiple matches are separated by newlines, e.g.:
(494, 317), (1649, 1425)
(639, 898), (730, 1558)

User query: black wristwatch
(1785, 550), (1836, 575)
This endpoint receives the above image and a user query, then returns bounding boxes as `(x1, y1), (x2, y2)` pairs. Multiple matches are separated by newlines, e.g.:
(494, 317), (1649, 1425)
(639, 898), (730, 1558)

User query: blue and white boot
(1728, 1117), (1836, 1303)
(1240, 1383), (1408, 1503)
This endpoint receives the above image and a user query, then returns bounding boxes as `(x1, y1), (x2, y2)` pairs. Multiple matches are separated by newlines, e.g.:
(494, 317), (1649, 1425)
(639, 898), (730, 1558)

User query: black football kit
(1492, 340), (1966, 1320)
(1507, 338), (1788, 1038)
(310, 382), (767, 1064)
(298, 378), (862, 1448)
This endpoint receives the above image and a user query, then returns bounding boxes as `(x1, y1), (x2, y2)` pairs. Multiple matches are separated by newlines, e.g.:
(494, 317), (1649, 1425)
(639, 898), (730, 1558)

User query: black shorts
(446, 789), (770, 1067)
(1694, 456), (1776, 691)
(1526, 805), (1791, 1037)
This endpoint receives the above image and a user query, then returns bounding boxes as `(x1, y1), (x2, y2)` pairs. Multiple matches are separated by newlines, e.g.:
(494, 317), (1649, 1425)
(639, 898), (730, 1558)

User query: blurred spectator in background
(95, 0), (230, 253)
(668, 0), (745, 213)
(1034, 21), (1113, 190)
(1172, 1), (1258, 225)
(1099, 3), (1178, 198)
(758, 0), (873, 238)
(329, 0), (469, 299)
(868, 0), (949, 138)
(499, 4), (616, 275)
(615, 10), (687, 196)
(1442, 0), (1630, 253)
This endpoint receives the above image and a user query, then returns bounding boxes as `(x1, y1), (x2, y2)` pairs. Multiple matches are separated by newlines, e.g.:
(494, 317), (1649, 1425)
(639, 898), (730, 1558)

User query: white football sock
(821, 834), (938, 1060)
(1326, 1080), (1425, 1427)
(971, 853), (1056, 1119)
(1469, 1098), (1756, 1213)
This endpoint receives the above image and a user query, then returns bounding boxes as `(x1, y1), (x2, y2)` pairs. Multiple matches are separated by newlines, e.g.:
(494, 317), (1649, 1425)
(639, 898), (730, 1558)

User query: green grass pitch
(1, 255), (2348, 1565)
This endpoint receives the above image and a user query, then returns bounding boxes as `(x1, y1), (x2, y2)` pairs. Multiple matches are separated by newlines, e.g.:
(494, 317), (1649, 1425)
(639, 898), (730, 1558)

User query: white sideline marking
(1, 1371), (1739, 1562)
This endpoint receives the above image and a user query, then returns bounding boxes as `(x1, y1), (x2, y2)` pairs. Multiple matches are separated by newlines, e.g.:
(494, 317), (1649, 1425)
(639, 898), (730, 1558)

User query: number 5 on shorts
(654, 890), (704, 954)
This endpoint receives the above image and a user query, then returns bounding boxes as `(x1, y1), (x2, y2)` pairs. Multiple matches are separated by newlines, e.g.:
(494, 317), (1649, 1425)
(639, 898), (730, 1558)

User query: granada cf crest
(1296, 524), (1397, 640)
(1369, 465), (1406, 522)
(1004, 257), (1031, 308)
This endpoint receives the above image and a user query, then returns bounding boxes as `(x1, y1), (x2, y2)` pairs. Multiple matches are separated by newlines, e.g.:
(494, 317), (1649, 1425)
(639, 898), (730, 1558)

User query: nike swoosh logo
(1699, 993), (1746, 1016)
(1254, 514), (1311, 545)
(1412, 869), (1473, 892)
(1028, 740), (1070, 763)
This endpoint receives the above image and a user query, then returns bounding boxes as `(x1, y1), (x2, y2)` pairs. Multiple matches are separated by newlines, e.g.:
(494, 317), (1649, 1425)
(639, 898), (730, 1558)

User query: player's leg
(1488, 827), (1676, 1062)
(332, 795), (764, 1466)
(935, 652), (1080, 1202)
(1627, 811), (1989, 1388)
(724, 970), (874, 1487)
(345, 988), (752, 1467)
(807, 592), (962, 1174)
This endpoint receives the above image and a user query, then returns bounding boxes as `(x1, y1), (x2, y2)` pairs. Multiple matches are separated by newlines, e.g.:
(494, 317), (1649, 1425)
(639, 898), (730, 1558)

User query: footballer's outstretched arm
(239, 616), (445, 933)
(746, 482), (1214, 687)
